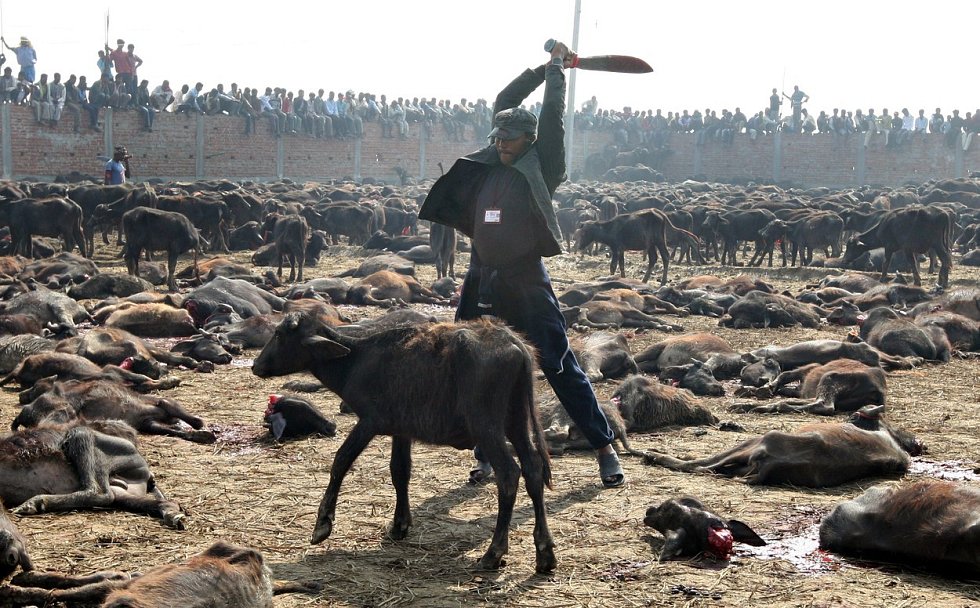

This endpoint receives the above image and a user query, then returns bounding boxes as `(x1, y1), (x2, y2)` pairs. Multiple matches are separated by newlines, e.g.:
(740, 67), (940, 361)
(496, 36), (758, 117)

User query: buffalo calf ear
(660, 529), (688, 562)
(301, 335), (350, 360)
(727, 520), (766, 546)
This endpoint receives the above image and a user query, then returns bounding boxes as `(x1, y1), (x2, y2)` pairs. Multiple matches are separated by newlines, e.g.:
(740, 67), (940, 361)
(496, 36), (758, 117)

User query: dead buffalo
(719, 291), (822, 329)
(122, 206), (208, 291)
(734, 359), (886, 415)
(56, 327), (199, 376)
(643, 405), (922, 487)
(104, 303), (200, 338)
(746, 339), (919, 371)
(252, 314), (556, 573)
(0, 503), (32, 580)
(635, 333), (739, 376)
(644, 497), (766, 562)
(913, 310), (980, 351)
(858, 307), (952, 362)
(347, 270), (448, 307)
(820, 480), (980, 573)
(13, 378), (215, 443)
(0, 351), (180, 392)
(537, 396), (642, 457)
(0, 541), (317, 606)
(264, 394), (336, 441)
(0, 334), (55, 374)
(0, 420), (185, 527)
(566, 300), (683, 332)
(570, 331), (637, 382)
(612, 375), (718, 431)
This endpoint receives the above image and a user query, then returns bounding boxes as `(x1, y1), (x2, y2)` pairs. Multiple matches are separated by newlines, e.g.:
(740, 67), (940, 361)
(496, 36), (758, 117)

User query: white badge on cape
(483, 209), (501, 224)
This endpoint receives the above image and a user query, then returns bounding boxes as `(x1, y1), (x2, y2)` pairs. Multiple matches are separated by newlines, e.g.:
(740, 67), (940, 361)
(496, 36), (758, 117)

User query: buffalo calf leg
(389, 436), (413, 540)
(475, 438), (521, 571)
(508, 423), (556, 573)
(312, 422), (375, 544)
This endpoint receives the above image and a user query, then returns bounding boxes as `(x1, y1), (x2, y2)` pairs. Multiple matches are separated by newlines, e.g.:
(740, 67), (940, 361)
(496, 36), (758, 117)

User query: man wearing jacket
(419, 40), (625, 489)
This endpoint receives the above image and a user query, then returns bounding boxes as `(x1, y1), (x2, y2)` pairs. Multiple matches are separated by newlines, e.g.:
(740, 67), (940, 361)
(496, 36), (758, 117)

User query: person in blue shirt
(104, 146), (131, 185)
(2, 36), (36, 83)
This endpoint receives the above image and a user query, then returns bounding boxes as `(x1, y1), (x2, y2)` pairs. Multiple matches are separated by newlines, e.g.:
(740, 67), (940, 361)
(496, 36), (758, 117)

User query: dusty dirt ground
(3, 241), (979, 607)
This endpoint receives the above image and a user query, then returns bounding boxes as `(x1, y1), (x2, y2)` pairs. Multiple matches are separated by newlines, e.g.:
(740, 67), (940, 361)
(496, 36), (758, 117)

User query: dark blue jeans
(458, 256), (615, 456)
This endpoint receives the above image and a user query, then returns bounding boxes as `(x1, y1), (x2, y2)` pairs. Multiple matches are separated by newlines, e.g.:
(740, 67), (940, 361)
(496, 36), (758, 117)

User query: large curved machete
(544, 39), (653, 74)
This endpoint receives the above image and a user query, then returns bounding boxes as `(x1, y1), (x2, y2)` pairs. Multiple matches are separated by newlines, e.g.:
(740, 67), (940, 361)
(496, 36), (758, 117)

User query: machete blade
(575, 55), (653, 74)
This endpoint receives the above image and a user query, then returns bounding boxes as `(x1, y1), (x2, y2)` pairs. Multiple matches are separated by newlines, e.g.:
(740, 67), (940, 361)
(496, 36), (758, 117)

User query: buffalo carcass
(0, 503), (32, 580)
(122, 207), (208, 291)
(912, 310), (980, 351)
(0, 285), (92, 337)
(570, 331), (637, 382)
(733, 359), (886, 415)
(746, 338), (921, 371)
(612, 375), (718, 431)
(857, 307), (952, 362)
(841, 206), (953, 287)
(574, 209), (698, 285)
(644, 497), (766, 562)
(0, 335), (55, 374)
(55, 327), (200, 377)
(565, 299), (683, 333)
(0, 420), (185, 527)
(347, 270), (448, 307)
(643, 405), (922, 487)
(103, 303), (200, 338)
(264, 394), (336, 441)
(182, 276), (285, 326)
(634, 333), (741, 396)
(819, 480), (980, 573)
(719, 291), (822, 329)
(252, 314), (556, 573)
(0, 541), (318, 606)
(13, 378), (215, 443)
(537, 396), (643, 457)
(0, 351), (180, 392)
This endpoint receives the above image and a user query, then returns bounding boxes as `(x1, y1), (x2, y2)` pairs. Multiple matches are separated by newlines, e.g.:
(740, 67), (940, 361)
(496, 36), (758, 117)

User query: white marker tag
(483, 209), (501, 224)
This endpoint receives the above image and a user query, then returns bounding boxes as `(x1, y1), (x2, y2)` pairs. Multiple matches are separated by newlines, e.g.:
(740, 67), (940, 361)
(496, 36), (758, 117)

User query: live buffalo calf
(251, 314), (556, 573)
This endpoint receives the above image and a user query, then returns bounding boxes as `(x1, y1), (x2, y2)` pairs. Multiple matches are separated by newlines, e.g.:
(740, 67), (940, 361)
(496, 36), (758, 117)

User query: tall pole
(565, 0), (581, 179)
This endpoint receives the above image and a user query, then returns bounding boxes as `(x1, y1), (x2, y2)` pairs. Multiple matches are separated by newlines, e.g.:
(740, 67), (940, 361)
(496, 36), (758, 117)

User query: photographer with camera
(104, 145), (131, 185)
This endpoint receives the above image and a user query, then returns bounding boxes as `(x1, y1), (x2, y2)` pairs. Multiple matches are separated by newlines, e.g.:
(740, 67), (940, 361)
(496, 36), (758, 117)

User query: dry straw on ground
(3, 242), (979, 607)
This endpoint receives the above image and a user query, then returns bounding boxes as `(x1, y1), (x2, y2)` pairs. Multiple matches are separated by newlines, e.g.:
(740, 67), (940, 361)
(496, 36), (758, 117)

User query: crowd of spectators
(0, 35), (977, 153)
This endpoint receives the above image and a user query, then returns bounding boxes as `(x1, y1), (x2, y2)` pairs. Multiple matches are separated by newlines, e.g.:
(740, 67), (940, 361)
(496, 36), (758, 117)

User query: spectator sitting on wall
(0, 67), (16, 103)
(929, 108), (944, 134)
(800, 108), (817, 134)
(151, 79), (174, 111)
(134, 79), (154, 132)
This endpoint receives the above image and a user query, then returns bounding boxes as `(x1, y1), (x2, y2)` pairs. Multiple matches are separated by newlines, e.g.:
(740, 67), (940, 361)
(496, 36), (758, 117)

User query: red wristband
(570, 56), (580, 69)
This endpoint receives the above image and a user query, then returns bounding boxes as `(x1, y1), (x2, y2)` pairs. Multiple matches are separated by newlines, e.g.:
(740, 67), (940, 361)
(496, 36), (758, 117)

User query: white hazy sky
(5, 0), (977, 119)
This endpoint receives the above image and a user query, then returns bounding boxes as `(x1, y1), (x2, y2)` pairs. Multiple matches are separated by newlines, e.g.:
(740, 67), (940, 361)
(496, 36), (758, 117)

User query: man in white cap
(1, 36), (37, 83)
(420, 40), (627, 489)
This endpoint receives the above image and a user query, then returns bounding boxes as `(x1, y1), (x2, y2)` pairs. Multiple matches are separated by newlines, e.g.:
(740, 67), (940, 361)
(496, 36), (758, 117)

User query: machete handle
(543, 39), (579, 68)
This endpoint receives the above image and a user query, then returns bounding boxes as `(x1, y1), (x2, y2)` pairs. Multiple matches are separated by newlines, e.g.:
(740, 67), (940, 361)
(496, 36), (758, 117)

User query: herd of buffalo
(0, 172), (976, 604)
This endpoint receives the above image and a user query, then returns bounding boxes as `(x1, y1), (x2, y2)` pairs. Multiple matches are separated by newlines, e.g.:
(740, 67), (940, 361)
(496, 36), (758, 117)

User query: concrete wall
(1, 104), (976, 188)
